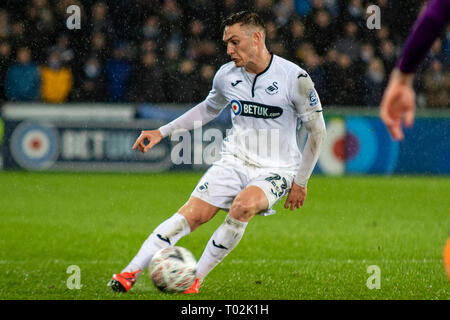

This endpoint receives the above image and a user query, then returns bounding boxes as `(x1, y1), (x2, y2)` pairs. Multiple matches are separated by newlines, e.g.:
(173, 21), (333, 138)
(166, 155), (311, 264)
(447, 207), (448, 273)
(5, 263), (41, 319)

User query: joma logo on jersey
(230, 100), (283, 119)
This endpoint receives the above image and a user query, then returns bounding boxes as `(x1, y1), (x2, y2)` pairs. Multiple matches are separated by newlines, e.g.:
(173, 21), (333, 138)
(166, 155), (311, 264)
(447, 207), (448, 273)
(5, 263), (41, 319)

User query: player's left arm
(284, 71), (327, 211)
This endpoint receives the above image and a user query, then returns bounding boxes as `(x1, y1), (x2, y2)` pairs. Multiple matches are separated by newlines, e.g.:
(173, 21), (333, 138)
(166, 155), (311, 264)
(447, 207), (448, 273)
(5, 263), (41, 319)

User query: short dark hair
(221, 11), (266, 34)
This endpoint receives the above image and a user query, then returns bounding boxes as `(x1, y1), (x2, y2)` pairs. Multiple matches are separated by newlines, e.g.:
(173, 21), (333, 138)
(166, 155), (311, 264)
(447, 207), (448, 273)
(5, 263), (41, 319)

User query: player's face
(223, 24), (257, 68)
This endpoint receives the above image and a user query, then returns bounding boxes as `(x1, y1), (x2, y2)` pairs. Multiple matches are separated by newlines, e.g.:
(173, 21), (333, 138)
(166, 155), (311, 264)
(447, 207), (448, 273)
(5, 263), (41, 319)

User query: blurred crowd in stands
(0, 0), (448, 107)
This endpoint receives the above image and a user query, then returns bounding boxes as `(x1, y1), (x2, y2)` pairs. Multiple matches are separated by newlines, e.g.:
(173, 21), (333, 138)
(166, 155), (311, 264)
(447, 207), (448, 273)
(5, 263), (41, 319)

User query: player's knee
(229, 198), (258, 222)
(181, 212), (209, 231)
(179, 198), (218, 231)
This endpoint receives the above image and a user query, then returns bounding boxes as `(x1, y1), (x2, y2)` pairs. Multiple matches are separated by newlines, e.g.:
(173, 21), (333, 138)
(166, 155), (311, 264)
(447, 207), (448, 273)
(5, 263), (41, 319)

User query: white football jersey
(204, 54), (323, 169)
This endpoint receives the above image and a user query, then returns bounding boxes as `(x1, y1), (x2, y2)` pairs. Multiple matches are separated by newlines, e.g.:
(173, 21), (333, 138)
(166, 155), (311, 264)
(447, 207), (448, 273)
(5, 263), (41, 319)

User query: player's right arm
(132, 101), (222, 153)
(133, 67), (228, 153)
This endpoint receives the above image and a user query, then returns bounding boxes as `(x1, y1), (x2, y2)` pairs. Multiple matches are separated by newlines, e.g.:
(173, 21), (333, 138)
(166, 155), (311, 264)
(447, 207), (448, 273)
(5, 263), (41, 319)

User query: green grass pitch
(0, 171), (448, 300)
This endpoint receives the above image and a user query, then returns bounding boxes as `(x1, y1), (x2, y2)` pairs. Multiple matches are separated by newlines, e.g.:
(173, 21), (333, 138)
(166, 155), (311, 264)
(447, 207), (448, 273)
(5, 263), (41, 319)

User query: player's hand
(284, 182), (307, 211)
(132, 129), (163, 153)
(380, 69), (415, 141)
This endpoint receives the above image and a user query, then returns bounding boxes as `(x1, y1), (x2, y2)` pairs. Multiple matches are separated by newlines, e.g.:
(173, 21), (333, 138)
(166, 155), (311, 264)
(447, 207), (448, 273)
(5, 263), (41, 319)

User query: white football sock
(122, 212), (191, 274)
(196, 214), (248, 281)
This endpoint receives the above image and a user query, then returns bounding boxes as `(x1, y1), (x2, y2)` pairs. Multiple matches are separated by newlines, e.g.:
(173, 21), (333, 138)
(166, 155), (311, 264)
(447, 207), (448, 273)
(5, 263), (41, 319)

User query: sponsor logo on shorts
(265, 173), (288, 198)
(197, 182), (209, 193)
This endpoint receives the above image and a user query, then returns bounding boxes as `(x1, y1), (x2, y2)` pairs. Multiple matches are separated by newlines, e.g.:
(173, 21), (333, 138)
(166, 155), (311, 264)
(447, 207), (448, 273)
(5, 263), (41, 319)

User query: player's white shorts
(191, 155), (296, 216)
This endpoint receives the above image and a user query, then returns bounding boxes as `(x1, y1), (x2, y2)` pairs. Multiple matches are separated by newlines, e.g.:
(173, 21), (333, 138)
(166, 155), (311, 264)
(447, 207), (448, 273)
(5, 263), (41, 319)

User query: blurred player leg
(122, 212), (191, 274)
(124, 197), (218, 273)
(109, 197), (218, 292)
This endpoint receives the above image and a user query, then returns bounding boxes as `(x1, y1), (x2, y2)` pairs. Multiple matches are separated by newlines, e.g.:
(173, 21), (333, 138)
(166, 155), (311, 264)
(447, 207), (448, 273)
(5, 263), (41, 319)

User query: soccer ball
(148, 246), (197, 293)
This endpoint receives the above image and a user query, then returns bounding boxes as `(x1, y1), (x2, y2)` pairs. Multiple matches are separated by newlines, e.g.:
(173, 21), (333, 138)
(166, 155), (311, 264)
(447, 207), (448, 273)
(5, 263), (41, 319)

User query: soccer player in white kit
(108, 11), (327, 294)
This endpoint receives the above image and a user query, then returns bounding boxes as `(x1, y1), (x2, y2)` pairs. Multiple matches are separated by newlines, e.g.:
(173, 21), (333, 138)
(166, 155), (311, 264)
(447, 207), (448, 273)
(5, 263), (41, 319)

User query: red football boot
(183, 278), (201, 294)
(108, 270), (142, 292)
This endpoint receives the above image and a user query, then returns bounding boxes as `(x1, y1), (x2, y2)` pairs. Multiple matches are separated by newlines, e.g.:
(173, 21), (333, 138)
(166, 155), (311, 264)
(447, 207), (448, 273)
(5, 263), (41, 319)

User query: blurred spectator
(163, 41), (182, 101)
(197, 40), (218, 65)
(294, 0), (312, 17)
(220, 0), (243, 21)
(164, 41), (182, 74)
(141, 15), (161, 42)
(73, 56), (106, 102)
(197, 64), (216, 101)
(182, 1), (219, 38)
(296, 42), (314, 63)
(426, 39), (449, 70)
(184, 19), (206, 60)
(359, 43), (376, 65)
(0, 40), (12, 101)
(322, 48), (339, 103)
(25, 0), (59, 63)
(5, 47), (40, 101)
(48, 33), (74, 66)
(176, 59), (200, 103)
(309, 0), (326, 16)
(423, 59), (450, 108)
(323, 0), (339, 18)
(30, 0), (55, 32)
(40, 51), (73, 103)
(284, 18), (306, 62)
(89, 1), (115, 40)
(374, 25), (392, 48)
(0, 9), (10, 40)
(379, 39), (397, 74)
(334, 21), (361, 61)
(188, 19), (205, 43)
(140, 39), (158, 63)
(274, 0), (295, 28)
(306, 9), (335, 56)
(105, 43), (131, 102)
(265, 20), (279, 47)
(442, 26), (450, 56)
(161, 0), (183, 25)
(344, 0), (365, 24)
(159, 0), (183, 49)
(89, 31), (109, 62)
(9, 21), (28, 50)
(255, 0), (275, 21)
(0, 1), (445, 107)
(128, 51), (166, 103)
(302, 49), (327, 101)
(364, 58), (386, 106)
(333, 52), (362, 105)
(270, 40), (288, 58)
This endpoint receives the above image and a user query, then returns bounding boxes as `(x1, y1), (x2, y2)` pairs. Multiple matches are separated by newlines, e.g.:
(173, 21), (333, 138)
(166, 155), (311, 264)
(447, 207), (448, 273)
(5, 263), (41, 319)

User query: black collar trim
(251, 53), (274, 98)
